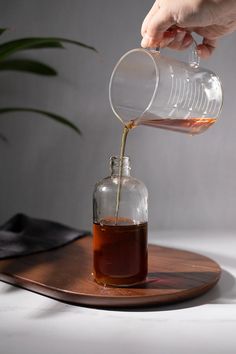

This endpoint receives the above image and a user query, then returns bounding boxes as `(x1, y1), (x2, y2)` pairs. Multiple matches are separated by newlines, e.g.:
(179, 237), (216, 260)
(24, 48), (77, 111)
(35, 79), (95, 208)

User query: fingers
(167, 31), (193, 50)
(158, 30), (177, 48)
(166, 33), (216, 57)
(141, 2), (175, 48)
(196, 38), (217, 58)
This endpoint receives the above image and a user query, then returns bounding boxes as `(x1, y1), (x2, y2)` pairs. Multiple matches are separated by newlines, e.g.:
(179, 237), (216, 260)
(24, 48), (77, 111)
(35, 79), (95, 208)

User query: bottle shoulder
(93, 175), (148, 194)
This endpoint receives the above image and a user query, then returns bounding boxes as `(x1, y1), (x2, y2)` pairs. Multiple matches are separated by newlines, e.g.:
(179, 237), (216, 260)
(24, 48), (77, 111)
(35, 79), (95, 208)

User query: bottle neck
(110, 156), (131, 177)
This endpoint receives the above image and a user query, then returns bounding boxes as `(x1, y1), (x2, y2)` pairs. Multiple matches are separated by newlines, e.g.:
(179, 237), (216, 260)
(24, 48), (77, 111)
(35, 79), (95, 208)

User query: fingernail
(175, 31), (186, 42)
(141, 35), (151, 48)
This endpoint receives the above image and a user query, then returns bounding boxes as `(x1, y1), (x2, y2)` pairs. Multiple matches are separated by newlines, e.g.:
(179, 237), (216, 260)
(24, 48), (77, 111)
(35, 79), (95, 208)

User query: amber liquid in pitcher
(135, 117), (216, 135)
(93, 218), (148, 286)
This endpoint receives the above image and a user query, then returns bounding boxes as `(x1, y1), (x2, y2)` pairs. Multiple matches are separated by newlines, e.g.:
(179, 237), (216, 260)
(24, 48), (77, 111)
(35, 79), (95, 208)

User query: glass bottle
(93, 156), (148, 287)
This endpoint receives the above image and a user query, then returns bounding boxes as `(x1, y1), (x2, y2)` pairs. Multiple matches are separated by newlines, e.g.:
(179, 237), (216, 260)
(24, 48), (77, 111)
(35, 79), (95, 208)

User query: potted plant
(0, 28), (96, 141)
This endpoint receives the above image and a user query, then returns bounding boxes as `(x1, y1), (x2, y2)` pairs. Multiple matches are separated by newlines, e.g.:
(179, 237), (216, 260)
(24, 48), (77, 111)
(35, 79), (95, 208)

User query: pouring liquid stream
(114, 121), (133, 224)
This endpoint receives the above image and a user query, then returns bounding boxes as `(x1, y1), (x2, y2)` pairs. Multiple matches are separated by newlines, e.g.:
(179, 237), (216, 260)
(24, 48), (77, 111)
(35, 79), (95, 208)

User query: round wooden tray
(0, 236), (221, 308)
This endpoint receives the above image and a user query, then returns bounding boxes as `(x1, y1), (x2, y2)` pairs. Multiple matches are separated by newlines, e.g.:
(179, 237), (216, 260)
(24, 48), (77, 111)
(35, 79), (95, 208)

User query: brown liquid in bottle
(93, 218), (148, 286)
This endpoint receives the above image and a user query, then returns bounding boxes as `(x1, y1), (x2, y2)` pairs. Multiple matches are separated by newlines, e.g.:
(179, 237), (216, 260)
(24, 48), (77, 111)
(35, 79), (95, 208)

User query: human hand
(141, 0), (236, 58)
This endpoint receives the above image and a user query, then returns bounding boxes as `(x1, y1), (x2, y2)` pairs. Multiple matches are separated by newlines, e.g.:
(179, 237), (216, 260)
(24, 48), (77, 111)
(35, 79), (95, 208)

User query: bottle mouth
(110, 155), (130, 164)
(110, 156), (131, 173)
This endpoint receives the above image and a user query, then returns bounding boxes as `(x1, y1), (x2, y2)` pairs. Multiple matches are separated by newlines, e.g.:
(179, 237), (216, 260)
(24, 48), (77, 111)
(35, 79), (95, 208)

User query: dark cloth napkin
(0, 213), (90, 259)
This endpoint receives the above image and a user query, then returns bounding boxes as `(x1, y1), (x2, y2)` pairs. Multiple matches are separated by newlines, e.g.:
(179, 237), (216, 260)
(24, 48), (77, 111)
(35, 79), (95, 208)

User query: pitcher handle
(188, 38), (200, 68)
(155, 36), (200, 69)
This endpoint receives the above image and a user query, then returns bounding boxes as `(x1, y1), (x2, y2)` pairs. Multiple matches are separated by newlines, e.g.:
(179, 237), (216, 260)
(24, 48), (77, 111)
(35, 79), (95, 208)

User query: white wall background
(0, 0), (236, 232)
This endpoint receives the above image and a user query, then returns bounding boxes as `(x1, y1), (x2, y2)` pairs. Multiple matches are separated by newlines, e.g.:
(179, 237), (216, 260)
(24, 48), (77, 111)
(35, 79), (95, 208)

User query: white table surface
(0, 231), (236, 354)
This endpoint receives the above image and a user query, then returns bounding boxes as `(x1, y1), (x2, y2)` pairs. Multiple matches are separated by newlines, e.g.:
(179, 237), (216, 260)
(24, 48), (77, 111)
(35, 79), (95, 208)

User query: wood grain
(0, 236), (221, 308)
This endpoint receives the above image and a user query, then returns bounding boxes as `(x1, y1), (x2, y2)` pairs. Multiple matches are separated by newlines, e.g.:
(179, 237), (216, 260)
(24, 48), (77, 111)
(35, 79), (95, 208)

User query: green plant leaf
(0, 59), (57, 75)
(0, 37), (96, 61)
(0, 108), (81, 135)
(0, 28), (8, 36)
(26, 41), (64, 49)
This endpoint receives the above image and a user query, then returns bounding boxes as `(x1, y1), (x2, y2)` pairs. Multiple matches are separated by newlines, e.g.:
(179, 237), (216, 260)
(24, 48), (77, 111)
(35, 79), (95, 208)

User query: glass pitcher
(109, 48), (223, 135)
